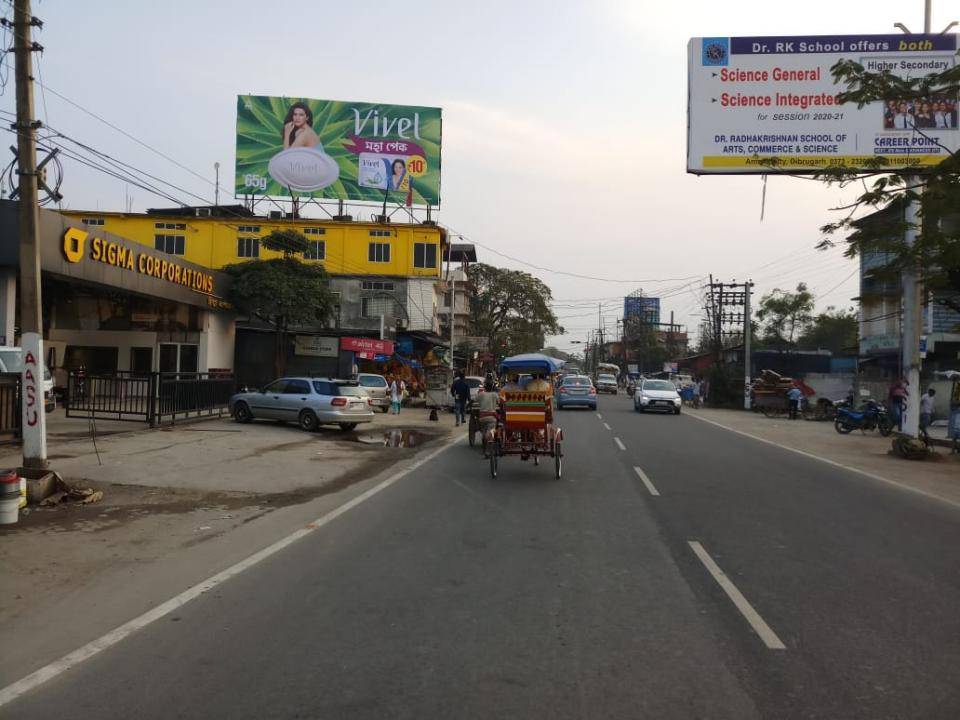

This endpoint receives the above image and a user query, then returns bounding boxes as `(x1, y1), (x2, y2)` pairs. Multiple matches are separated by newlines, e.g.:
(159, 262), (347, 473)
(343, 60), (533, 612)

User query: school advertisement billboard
(235, 95), (442, 205)
(624, 295), (660, 324)
(687, 34), (960, 174)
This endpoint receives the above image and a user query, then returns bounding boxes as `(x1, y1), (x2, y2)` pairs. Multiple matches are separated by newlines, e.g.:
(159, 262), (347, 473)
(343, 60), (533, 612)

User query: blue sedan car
(557, 375), (597, 410)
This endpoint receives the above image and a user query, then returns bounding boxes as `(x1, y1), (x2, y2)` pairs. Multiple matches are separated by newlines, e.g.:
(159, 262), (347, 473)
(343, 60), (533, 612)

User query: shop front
(0, 201), (235, 393)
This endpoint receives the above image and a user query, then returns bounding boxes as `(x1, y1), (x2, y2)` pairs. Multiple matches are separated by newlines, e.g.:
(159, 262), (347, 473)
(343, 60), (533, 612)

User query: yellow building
(59, 209), (446, 280)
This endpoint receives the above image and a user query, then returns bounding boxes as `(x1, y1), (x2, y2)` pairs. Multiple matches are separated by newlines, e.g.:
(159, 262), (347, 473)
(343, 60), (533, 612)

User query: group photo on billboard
(235, 95), (442, 205)
(687, 34), (960, 174)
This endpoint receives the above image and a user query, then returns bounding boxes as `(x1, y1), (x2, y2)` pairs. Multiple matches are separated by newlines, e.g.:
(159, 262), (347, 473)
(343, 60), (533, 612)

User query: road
(4, 395), (960, 719)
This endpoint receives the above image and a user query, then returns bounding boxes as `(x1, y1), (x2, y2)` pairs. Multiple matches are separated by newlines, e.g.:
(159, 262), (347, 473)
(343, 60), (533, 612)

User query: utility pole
(743, 280), (753, 410)
(449, 274), (455, 373)
(14, 0), (47, 469)
(896, 2), (932, 438)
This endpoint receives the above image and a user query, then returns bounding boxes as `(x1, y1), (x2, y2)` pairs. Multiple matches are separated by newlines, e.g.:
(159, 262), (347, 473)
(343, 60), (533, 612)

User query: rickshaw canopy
(499, 353), (565, 375)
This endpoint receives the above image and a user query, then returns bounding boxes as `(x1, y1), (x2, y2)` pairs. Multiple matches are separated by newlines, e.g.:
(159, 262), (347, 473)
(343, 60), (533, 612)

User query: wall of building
(201, 311), (236, 371)
(60, 211), (444, 281)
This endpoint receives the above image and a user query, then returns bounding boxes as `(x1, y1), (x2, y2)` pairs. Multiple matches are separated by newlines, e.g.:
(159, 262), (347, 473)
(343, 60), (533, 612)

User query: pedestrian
(920, 387), (936, 438)
(692, 378), (702, 409)
(389, 377), (402, 415)
(888, 377), (909, 431)
(787, 384), (803, 420)
(451, 370), (471, 427)
(699, 379), (709, 407)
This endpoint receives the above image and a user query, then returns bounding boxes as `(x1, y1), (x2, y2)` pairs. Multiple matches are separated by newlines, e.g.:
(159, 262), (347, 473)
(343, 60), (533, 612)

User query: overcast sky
(3, 0), (948, 354)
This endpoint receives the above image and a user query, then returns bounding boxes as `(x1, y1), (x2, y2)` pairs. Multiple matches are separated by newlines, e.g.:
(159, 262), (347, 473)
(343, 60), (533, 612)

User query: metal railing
(66, 371), (234, 426)
(0, 372), (21, 443)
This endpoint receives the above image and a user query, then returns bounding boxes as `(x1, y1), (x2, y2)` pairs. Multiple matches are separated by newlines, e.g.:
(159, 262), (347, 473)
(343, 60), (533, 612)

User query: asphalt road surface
(5, 395), (960, 719)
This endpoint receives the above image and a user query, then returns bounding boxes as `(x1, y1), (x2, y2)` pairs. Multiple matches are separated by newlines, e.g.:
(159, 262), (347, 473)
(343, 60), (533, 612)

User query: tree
(466, 263), (563, 356)
(261, 229), (309, 257)
(540, 346), (576, 362)
(798, 307), (858, 354)
(224, 256), (336, 377)
(815, 60), (960, 293)
(755, 283), (814, 348)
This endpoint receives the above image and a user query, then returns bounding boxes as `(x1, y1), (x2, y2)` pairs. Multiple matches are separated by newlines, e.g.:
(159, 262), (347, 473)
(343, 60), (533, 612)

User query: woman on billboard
(389, 158), (408, 191)
(268, 101), (339, 192)
(281, 102), (319, 149)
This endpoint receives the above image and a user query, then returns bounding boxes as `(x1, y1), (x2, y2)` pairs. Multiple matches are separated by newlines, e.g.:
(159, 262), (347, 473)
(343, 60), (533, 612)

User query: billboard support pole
(743, 281), (753, 410)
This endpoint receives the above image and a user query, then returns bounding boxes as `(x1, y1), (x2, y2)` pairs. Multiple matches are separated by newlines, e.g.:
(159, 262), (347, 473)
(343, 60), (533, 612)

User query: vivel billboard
(236, 95), (442, 205)
(687, 34), (960, 174)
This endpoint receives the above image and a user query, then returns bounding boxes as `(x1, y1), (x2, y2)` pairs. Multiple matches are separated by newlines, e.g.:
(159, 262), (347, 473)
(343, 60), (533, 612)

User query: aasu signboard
(687, 34), (960, 173)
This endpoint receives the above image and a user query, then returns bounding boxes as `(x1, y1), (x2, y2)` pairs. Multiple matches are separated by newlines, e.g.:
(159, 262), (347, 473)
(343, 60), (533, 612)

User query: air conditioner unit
(269, 210), (283, 220)
(195, 207), (212, 217)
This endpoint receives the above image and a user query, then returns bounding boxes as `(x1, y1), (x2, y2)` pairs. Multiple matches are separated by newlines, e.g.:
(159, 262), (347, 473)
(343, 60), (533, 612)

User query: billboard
(624, 295), (660, 324)
(236, 95), (442, 205)
(687, 34), (960, 174)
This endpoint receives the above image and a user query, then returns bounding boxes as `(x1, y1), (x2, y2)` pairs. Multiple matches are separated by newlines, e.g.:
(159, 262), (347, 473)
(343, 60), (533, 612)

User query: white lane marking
(0, 434), (465, 709)
(614, 437), (626, 451)
(603, 422), (611, 431)
(685, 411), (960, 512)
(596, 413), (603, 420)
(688, 541), (786, 651)
(633, 466), (660, 496)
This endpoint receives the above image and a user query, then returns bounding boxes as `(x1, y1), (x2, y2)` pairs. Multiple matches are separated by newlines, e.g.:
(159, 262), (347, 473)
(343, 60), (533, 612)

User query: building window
(413, 242), (437, 269)
(82, 217), (104, 226)
(369, 229), (391, 238)
(238, 237), (260, 258)
(362, 296), (394, 318)
(237, 225), (261, 234)
(304, 227), (325, 236)
(304, 240), (325, 260)
(368, 242), (390, 263)
(154, 222), (186, 230)
(361, 280), (394, 291)
(154, 234), (185, 256)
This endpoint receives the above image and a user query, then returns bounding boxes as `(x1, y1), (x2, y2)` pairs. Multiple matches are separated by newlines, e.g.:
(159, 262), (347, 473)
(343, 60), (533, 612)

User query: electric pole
(14, 0), (47, 468)
(743, 280), (753, 410)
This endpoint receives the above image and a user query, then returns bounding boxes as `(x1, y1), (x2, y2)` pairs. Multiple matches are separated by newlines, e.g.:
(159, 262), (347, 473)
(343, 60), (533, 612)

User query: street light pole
(14, 0), (47, 469)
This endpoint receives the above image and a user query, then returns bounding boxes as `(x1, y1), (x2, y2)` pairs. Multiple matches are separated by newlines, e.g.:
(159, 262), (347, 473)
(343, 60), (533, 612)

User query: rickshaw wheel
(489, 441), (499, 478)
(554, 444), (562, 479)
(534, 455), (540, 466)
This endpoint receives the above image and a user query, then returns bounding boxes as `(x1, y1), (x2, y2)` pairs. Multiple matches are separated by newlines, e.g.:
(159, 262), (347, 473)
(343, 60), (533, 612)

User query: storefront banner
(235, 95), (442, 205)
(341, 337), (395, 356)
(688, 34), (960, 173)
(294, 335), (339, 357)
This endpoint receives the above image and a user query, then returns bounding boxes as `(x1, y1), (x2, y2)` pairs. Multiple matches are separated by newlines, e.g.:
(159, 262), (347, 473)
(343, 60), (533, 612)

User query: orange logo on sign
(62, 228), (87, 263)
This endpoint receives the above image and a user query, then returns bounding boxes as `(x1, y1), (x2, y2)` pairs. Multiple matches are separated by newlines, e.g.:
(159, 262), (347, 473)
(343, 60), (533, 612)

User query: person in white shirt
(934, 102), (953, 129)
(919, 388), (936, 435)
(893, 102), (914, 130)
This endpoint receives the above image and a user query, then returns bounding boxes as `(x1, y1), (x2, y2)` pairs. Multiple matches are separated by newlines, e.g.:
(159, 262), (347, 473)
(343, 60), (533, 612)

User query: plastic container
(0, 469), (19, 524)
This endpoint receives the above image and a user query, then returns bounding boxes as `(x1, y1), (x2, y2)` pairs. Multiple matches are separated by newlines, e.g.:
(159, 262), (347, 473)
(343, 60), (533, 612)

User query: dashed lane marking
(688, 541), (787, 651)
(614, 437), (626, 451)
(633, 466), (660, 496)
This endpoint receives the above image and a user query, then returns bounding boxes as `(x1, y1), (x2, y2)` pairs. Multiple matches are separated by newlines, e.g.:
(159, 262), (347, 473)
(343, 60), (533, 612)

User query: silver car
(634, 379), (682, 414)
(356, 373), (390, 412)
(230, 377), (375, 431)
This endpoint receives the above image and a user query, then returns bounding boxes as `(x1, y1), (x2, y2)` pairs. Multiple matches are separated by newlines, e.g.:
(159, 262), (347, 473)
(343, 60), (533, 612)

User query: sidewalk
(0, 404), (461, 685)
(687, 407), (960, 508)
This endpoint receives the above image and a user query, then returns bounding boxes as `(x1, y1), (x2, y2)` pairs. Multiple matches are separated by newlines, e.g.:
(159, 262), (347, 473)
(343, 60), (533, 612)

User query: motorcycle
(834, 399), (893, 436)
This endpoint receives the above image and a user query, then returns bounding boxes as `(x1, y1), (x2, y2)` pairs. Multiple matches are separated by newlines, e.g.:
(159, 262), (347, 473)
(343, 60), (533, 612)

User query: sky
(1, 0), (950, 356)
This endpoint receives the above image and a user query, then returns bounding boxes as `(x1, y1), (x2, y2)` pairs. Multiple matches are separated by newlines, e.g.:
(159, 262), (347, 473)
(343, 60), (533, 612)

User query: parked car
(356, 373), (390, 412)
(230, 377), (374, 431)
(595, 373), (618, 394)
(0, 346), (55, 412)
(557, 374), (597, 410)
(337, 384), (373, 409)
(634, 378), (682, 414)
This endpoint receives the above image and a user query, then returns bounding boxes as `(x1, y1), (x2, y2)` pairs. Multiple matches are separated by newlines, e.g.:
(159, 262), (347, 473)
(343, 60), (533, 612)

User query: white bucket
(0, 492), (18, 524)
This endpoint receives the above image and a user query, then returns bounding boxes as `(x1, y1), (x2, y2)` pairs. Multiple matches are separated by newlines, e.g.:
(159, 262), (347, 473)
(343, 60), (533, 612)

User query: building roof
(446, 243), (477, 263)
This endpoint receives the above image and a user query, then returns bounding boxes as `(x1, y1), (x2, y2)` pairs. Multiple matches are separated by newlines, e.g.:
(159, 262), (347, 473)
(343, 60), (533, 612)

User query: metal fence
(0, 372), (21, 443)
(66, 371), (234, 426)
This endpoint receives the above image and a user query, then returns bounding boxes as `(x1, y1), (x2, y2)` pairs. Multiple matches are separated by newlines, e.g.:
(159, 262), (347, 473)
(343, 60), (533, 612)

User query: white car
(465, 376), (484, 402)
(230, 377), (374, 431)
(634, 378), (682, 414)
(0, 346), (55, 412)
(356, 373), (390, 412)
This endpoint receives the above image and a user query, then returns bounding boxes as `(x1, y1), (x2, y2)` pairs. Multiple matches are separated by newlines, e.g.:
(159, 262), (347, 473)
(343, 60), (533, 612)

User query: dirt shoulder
(687, 407), (960, 508)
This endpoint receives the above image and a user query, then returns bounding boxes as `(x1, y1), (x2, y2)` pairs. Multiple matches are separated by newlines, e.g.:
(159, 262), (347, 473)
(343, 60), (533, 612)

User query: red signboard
(341, 337), (395, 356)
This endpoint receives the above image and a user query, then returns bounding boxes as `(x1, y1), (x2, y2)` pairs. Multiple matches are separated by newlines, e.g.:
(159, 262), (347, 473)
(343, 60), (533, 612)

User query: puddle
(355, 430), (431, 448)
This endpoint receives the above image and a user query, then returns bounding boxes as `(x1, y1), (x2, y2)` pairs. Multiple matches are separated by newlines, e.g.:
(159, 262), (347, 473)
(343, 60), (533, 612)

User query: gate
(66, 371), (234, 426)
(0, 372), (21, 443)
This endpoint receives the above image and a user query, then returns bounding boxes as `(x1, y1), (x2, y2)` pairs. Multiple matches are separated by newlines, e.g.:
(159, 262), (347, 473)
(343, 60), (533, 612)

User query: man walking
(451, 370), (471, 427)
(920, 387), (936, 439)
(889, 377), (909, 431)
(787, 384), (803, 420)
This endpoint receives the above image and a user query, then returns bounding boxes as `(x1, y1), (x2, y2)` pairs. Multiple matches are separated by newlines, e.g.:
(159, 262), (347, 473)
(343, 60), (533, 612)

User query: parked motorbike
(834, 399), (893, 436)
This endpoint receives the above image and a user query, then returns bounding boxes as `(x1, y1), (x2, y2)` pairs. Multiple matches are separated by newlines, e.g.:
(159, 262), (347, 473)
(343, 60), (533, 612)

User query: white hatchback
(634, 379), (682, 415)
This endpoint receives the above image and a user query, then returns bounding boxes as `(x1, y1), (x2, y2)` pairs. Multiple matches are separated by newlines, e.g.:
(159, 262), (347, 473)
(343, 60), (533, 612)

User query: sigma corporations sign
(687, 34), (959, 174)
(236, 95), (442, 205)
